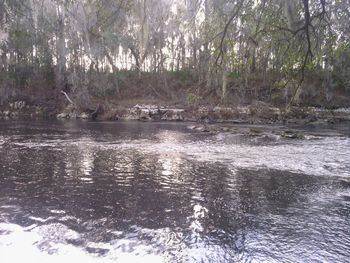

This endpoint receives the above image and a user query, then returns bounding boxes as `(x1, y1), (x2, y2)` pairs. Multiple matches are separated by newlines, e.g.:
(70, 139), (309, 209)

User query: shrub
(186, 93), (202, 106)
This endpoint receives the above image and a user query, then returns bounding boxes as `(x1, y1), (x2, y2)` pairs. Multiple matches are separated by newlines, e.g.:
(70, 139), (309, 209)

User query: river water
(0, 121), (349, 263)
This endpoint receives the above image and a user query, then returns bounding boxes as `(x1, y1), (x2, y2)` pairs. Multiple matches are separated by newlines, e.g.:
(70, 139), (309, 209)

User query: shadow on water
(0, 120), (350, 262)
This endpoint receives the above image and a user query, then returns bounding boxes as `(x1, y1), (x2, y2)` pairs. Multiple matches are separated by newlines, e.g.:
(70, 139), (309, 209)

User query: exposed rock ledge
(56, 103), (350, 125)
(1, 100), (349, 125)
(56, 104), (90, 119)
(120, 105), (185, 121)
(0, 100), (47, 119)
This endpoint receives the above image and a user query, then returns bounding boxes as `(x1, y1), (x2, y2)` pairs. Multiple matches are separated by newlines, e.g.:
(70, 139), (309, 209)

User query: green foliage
(8, 30), (33, 52)
(331, 43), (350, 90)
(10, 30), (31, 39)
(186, 93), (201, 106)
(227, 71), (240, 79)
(117, 69), (140, 79)
(170, 70), (193, 82)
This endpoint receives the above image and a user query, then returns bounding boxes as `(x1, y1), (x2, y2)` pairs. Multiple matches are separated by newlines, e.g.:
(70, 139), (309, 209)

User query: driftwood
(60, 91), (75, 105)
(91, 104), (103, 120)
(60, 90), (103, 120)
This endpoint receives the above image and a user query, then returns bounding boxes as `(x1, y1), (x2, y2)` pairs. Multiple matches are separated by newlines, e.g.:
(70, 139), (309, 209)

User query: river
(0, 120), (349, 262)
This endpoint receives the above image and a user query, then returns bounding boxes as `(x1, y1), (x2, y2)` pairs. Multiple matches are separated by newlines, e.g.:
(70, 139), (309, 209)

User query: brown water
(0, 121), (350, 262)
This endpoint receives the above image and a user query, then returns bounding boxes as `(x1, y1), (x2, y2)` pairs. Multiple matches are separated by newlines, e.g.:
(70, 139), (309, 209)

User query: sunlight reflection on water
(0, 121), (349, 262)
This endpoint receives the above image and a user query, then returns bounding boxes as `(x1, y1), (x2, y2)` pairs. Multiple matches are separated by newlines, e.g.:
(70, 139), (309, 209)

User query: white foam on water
(7, 132), (350, 177)
(0, 223), (166, 263)
(115, 136), (350, 177)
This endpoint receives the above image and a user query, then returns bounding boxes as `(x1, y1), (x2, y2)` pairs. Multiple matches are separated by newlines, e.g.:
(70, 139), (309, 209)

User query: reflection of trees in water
(0, 141), (343, 261)
(0, 145), (64, 223)
(187, 167), (328, 254)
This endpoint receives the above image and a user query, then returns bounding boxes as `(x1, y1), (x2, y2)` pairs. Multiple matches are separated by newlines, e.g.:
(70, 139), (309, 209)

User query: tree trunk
(106, 52), (120, 96)
(56, 3), (66, 94)
(222, 68), (228, 103)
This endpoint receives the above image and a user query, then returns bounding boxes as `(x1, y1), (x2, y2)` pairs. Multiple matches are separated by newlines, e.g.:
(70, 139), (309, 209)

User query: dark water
(0, 121), (350, 263)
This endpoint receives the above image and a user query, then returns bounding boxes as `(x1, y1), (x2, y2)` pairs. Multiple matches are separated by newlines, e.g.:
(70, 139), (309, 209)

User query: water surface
(0, 121), (350, 262)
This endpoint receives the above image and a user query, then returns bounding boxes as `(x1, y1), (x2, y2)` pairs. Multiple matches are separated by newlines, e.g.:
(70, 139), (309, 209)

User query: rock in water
(57, 113), (68, 119)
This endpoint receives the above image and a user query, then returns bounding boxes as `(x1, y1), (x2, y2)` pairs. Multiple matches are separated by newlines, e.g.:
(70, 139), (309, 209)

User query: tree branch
(215, 0), (245, 67)
(60, 91), (75, 105)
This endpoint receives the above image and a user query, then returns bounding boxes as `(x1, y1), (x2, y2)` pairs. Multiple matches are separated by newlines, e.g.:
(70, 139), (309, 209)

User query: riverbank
(41, 102), (350, 128)
(1, 100), (350, 128)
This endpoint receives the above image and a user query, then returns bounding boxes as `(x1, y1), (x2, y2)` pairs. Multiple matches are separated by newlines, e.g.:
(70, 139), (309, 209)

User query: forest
(0, 0), (350, 116)
(1, 1), (350, 261)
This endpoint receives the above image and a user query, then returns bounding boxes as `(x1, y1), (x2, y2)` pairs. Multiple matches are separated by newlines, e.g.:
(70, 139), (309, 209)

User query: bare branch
(60, 91), (75, 105)
(215, 0), (245, 67)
